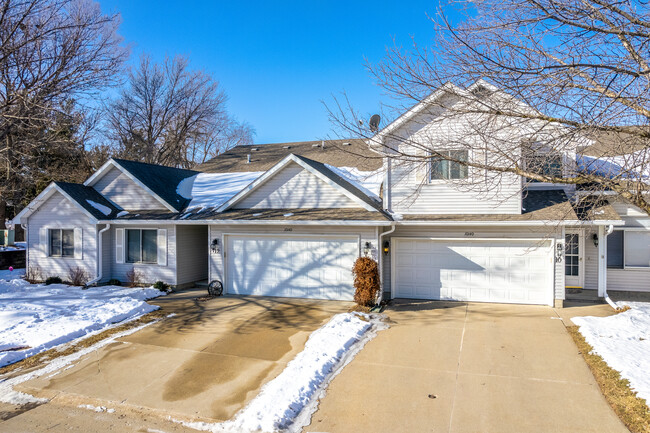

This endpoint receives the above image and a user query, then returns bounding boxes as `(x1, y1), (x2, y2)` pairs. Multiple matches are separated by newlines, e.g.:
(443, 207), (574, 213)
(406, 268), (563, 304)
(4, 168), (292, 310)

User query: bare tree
(330, 0), (650, 214)
(105, 54), (254, 169)
(0, 0), (127, 220)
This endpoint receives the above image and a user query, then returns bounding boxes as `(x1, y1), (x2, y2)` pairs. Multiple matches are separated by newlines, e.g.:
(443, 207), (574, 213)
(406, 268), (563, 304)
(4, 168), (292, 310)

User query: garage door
(226, 235), (358, 300)
(393, 238), (553, 305)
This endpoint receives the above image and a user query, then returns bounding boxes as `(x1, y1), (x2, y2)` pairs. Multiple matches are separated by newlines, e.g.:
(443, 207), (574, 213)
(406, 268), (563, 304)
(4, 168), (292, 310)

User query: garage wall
(176, 225), (208, 285)
(208, 224), (378, 288)
(381, 225), (563, 301)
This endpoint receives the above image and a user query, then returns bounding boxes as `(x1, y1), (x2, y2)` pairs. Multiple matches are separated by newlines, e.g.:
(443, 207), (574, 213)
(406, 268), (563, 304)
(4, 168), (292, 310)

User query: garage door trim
(223, 233), (361, 297)
(390, 236), (555, 306)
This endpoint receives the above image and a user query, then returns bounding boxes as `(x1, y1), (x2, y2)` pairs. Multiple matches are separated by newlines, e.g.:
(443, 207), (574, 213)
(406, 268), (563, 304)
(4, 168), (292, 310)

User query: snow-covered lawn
(572, 302), (650, 404)
(0, 267), (25, 280)
(0, 277), (165, 367)
(179, 312), (387, 433)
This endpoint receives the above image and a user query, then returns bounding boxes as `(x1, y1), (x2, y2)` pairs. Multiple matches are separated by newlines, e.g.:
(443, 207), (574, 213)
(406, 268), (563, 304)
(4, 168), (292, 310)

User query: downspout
(85, 223), (110, 287)
(20, 222), (28, 275)
(377, 222), (397, 306)
(601, 224), (619, 310)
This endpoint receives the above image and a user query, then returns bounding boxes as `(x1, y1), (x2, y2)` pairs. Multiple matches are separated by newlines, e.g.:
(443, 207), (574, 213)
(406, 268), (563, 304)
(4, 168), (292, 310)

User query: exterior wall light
(592, 233), (599, 247)
(383, 240), (390, 255)
(363, 241), (372, 256)
(211, 238), (220, 253)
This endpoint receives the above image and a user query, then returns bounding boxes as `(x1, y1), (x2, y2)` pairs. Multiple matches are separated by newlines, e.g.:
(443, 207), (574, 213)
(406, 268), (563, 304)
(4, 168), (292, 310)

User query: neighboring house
(13, 85), (649, 307)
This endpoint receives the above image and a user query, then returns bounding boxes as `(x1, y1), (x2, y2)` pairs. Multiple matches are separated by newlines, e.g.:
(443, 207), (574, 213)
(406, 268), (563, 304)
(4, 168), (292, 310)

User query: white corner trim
(216, 154), (378, 213)
(84, 159), (178, 213)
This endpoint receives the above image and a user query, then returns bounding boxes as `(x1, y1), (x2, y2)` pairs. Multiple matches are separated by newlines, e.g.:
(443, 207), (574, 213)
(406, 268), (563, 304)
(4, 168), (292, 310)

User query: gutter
(85, 223), (110, 287)
(377, 223), (397, 305)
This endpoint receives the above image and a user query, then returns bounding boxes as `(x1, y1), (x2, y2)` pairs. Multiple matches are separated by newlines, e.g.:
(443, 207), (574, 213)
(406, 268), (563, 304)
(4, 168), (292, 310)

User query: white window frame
(49, 228), (75, 258)
(126, 228), (158, 264)
(429, 149), (470, 182)
(622, 228), (650, 270)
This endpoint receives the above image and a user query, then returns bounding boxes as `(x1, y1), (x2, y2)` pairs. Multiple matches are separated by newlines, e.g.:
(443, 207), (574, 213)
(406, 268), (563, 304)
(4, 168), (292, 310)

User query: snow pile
(326, 165), (384, 201)
(86, 199), (112, 216)
(572, 302), (650, 404)
(177, 172), (263, 212)
(0, 268), (25, 280)
(0, 279), (165, 367)
(178, 312), (386, 433)
(78, 404), (115, 413)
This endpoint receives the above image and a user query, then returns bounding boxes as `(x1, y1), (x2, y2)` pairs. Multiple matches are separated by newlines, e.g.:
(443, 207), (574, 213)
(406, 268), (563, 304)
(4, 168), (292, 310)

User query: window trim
(622, 228), (650, 270)
(48, 228), (75, 258)
(126, 228), (158, 264)
(429, 149), (469, 182)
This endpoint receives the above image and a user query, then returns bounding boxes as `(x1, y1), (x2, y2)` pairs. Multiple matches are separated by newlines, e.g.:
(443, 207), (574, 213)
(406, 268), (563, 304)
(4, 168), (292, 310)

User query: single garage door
(226, 235), (358, 300)
(393, 238), (553, 305)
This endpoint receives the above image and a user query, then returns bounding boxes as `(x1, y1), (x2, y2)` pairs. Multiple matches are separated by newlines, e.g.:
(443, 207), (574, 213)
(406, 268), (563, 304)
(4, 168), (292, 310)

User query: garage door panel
(226, 236), (357, 301)
(393, 239), (552, 306)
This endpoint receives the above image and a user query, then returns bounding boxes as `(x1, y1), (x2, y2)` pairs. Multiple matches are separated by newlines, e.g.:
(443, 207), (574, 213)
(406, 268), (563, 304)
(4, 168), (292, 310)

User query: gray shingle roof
(111, 158), (199, 211)
(55, 182), (122, 219)
(197, 139), (383, 173)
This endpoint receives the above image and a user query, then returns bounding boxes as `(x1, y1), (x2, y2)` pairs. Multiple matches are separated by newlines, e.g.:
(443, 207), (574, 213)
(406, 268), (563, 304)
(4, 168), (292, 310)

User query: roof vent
(283, 145), (291, 149)
(247, 154), (251, 163)
(342, 142), (351, 146)
(321, 140), (325, 149)
(251, 147), (259, 151)
(312, 143), (320, 147)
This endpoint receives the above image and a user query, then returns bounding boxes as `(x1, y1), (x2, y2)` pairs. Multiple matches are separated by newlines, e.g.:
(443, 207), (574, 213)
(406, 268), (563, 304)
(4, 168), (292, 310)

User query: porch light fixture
(363, 241), (372, 256)
(592, 233), (599, 247)
(211, 238), (220, 253)
(383, 240), (390, 255)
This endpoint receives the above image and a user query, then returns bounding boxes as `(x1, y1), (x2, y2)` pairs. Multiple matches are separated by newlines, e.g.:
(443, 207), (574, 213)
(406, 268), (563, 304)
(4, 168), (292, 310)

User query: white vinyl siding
(26, 191), (96, 281)
(385, 106), (522, 214)
(176, 225), (208, 285)
(582, 199), (650, 292)
(91, 166), (166, 211)
(235, 162), (360, 209)
(108, 224), (176, 285)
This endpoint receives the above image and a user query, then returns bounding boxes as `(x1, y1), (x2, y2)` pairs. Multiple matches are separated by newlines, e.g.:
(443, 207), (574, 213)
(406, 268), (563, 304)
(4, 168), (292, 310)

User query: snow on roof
(177, 172), (264, 212)
(325, 165), (384, 201)
(578, 150), (650, 180)
(85, 200), (112, 216)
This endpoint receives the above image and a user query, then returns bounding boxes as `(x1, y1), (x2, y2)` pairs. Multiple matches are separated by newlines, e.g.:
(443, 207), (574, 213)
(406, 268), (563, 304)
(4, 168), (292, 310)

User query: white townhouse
(13, 83), (649, 307)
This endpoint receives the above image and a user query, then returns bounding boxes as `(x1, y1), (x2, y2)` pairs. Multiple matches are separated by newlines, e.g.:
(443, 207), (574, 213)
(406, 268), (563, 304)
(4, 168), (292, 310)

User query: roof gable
(13, 182), (122, 224)
(84, 159), (199, 212)
(218, 154), (383, 213)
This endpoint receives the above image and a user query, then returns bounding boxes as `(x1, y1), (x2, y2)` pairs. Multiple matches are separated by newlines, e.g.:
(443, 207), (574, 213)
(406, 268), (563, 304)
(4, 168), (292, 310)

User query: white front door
(392, 238), (554, 306)
(225, 235), (358, 300)
(564, 231), (584, 288)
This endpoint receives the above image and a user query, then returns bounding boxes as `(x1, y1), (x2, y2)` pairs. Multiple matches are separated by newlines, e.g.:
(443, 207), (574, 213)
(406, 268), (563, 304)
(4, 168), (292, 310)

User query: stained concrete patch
(10, 291), (352, 424)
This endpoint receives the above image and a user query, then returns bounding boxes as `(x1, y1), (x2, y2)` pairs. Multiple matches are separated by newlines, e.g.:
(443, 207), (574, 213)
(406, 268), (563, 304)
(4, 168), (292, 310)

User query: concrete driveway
(4, 288), (351, 429)
(306, 299), (628, 433)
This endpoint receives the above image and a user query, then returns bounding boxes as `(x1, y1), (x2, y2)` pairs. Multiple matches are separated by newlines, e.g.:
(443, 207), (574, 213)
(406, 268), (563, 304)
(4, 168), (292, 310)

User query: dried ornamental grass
(352, 257), (380, 307)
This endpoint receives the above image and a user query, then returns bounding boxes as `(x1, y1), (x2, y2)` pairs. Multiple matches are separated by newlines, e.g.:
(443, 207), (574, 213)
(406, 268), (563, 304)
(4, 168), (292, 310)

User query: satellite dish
(369, 114), (381, 133)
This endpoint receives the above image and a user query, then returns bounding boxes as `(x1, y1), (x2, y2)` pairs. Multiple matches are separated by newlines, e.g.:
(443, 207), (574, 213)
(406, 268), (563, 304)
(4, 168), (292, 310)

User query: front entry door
(565, 231), (583, 288)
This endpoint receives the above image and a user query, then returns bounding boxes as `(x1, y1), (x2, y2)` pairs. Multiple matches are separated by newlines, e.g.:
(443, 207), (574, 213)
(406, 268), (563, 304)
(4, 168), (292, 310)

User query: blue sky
(97, 1), (441, 144)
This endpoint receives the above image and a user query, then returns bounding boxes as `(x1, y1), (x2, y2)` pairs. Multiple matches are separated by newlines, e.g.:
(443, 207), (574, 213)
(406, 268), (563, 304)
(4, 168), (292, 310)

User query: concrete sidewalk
(306, 300), (628, 433)
(1, 289), (351, 431)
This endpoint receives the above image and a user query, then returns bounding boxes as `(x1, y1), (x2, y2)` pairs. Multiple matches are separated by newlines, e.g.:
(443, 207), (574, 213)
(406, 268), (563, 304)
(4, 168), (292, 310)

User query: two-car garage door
(226, 235), (357, 300)
(393, 238), (554, 306)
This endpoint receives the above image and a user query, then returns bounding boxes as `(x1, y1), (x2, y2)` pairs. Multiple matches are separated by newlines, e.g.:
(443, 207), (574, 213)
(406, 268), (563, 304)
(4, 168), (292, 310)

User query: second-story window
(430, 150), (468, 180)
(526, 153), (563, 180)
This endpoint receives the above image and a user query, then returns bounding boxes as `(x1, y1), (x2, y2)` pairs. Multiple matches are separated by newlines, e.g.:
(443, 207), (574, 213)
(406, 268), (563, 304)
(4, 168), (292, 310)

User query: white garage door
(226, 235), (358, 300)
(393, 238), (553, 305)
